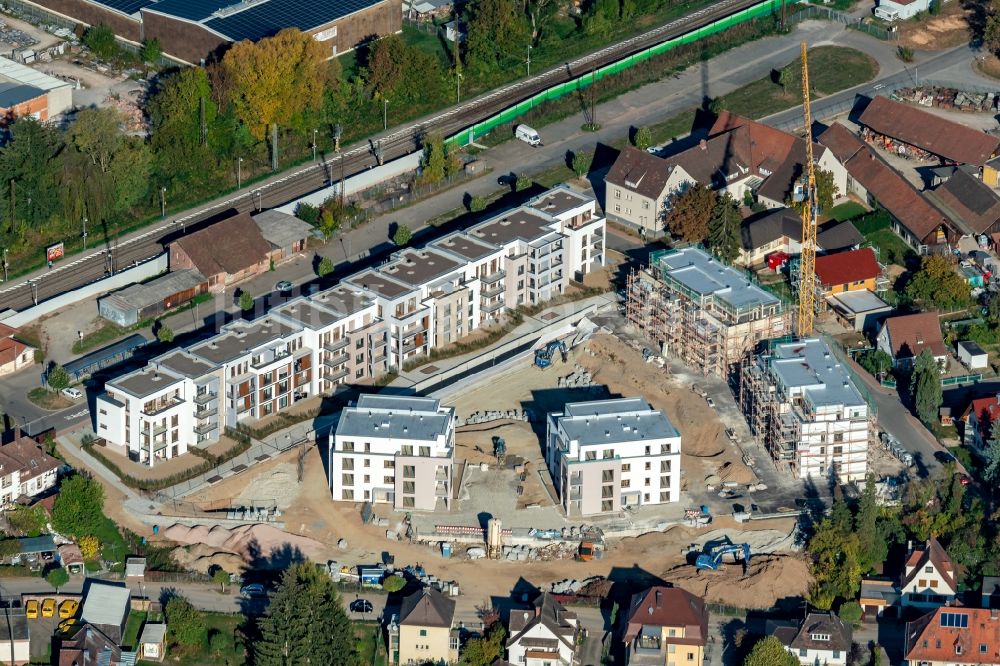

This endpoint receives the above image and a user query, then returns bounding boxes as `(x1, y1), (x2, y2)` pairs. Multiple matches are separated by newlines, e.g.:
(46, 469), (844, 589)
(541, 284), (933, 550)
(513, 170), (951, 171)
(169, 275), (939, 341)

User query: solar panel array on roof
(203, 0), (377, 41)
(144, 0), (234, 21)
(98, 0), (157, 15)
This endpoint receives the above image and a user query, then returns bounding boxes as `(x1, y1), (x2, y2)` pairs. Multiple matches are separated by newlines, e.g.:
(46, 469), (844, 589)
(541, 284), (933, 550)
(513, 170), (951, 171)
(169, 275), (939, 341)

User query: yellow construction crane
(797, 41), (817, 337)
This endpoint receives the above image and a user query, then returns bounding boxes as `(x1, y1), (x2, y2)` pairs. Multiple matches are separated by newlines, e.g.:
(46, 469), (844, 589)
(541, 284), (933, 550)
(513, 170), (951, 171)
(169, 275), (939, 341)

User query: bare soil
(898, 6), (971, 49)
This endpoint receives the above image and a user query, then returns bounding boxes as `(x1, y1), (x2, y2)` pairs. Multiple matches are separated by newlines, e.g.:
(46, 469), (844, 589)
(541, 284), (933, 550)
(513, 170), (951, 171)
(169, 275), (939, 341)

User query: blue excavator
(695, 541), (751, 574)
(534, 340), (568, 369)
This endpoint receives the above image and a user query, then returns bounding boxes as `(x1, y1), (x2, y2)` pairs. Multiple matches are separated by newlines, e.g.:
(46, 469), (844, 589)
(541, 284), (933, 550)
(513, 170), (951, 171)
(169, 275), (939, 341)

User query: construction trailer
(738, 337), (876, 483)
(625, 247), (790, 377)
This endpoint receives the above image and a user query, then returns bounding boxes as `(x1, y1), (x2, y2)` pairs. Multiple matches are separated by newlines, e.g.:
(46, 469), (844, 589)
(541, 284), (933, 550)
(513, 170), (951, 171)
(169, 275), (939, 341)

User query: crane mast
(797, 41), (817, 337)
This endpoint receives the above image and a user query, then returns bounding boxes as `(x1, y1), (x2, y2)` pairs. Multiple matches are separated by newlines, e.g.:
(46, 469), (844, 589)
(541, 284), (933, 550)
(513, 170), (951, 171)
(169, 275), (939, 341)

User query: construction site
(625, 247), (791, 377)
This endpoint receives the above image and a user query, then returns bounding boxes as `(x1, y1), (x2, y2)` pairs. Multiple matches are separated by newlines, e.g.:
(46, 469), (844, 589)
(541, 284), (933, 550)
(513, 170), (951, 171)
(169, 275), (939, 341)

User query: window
(832, 651), (840, 659)
(342, 441), (355, 452)
(402, 497), (415, 508)
(602, 470), (614, 482)
(982, 644), (988, 653)
(384, 460), (394, 468)
(419, 446), (430, 457)
(644, 461), (651, 471)
(342, 474), (354, 486)
(810, 633), (830, 641)
(403, 482), (415, 494)
(419, 630), (427, 637)
(661, 460), (671, 472)
(602, 485), (613, 498)
(384, 476), (393, 484)
(667, 629), (676, 637)
(342, 458), (354, 470)
(401, 445), (413, 456)
(363, 458), (371, 468)
(621, 463), (631, 472)
(403, 466), (416, 478)
(687, 653), (694, 661)
(585, 451), (596, 461)
(601, 499), (613, 512)
(644, 478), (651, 486)
(799, 648), (807, 657)
(342, 489), (354, 500)
(924, 566), (933, 573)
(602, 449), (614, 459)
(621, 479), (630, 488)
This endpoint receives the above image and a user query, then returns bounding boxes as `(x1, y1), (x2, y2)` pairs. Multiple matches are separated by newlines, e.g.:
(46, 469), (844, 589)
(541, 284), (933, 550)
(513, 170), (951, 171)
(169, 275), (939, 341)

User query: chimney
(534, 606), (541, 618)
(699, 139), (707, 151)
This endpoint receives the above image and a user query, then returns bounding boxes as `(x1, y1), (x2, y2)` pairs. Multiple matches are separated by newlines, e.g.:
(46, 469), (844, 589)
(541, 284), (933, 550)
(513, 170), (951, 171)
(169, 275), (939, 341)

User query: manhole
(541, 312), (559, 321)
(420, 365), (440, 374)
(207, 475), (223, 484)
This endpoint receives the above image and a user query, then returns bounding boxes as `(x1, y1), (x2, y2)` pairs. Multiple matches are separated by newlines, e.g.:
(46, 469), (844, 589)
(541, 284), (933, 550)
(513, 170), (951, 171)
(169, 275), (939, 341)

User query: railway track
(0, 0), (765, 312)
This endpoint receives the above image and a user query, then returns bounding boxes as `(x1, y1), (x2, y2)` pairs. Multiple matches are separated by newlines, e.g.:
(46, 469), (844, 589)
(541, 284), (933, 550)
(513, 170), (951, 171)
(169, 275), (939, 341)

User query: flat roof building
(98, 269), (208, 327)
(0, 56), (72, 120)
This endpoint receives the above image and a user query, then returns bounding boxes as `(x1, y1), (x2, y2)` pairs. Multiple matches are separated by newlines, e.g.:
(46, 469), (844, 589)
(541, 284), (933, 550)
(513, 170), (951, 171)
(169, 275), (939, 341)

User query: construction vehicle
(492, 436), (506, 465)
(695, 542), (751, 573)
(534, 340), (568, 369)
(683, 505), (712, 527)
(576, 541), (602, 561)
(797, 40), (818, 336)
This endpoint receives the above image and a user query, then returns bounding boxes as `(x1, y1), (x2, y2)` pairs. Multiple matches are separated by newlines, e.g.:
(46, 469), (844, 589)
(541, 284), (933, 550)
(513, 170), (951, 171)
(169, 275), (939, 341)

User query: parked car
(706, 397), (715, 408)
(41, 598), (56, 618)
(61, 387), (82, 400)
(274, 280), (293, 293)
(349, 599), (374, 614)
(241, 583), (267, 599)
(25, 600), (38, 619)
(59, 599), (78, 618)
(57, 618), (79, 635)
(958, 473), (972, 486)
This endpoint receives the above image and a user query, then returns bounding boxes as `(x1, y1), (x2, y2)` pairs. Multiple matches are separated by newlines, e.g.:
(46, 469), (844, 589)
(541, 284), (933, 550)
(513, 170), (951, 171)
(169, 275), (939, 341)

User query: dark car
(934, 451), (956, 464)
(240, 583), (267, 599)
(497, 173), (515, 186)
(350, 599), (373, 614)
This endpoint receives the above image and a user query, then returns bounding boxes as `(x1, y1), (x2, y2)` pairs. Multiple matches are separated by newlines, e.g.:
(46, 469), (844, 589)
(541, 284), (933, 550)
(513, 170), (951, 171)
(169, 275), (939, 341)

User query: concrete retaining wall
(0, 253), (167, 327)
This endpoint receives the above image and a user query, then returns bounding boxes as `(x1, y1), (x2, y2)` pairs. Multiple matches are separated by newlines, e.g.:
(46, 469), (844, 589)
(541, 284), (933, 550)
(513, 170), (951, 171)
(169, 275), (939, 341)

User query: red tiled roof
(882, 312), (946, 360)
(0, 336), (28, 366)
(969, 396), (1000, 438)
(0, 323), (15, 338)
(814, 248), (880, 287)
(902, 538), (957, 592)
(623, 586), (707, 645)
(859, 96), (1000, 166)
(904, 607), (1000, 663)
(709, 111), (802, 174)
(0, 436), (60, 484)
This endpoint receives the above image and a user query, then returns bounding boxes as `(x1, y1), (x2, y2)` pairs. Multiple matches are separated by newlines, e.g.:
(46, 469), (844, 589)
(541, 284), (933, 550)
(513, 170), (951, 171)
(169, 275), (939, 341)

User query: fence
(792, 4), (890, 39)
(942, 373), (982, 386)
(447, 0), (787, 146)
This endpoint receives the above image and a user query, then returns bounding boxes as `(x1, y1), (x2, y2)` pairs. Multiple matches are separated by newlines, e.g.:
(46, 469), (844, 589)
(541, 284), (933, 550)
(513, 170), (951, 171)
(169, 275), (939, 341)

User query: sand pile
(161, 523), (329, 564)
(171, 543), (245, 575)
(237, 462), (298, 509)
(662, 554), (812, 609)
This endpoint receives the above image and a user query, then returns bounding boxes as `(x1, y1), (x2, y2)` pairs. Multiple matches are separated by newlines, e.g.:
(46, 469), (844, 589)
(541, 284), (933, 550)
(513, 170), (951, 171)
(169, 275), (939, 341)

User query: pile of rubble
(0, 23), (37, 48)
(463, 408), (534, 426)
(551, 576), (606, 595)
(503, 541), (580, 561)
(896, 87), (999, 113)
(558, 364), (594, 388)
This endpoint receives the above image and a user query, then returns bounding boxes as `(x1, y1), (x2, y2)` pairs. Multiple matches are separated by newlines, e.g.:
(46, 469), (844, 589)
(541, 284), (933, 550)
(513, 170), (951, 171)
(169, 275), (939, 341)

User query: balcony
(195, 406), (217, 419)
(324, 367), (350, 382)
(194, 422), (216, 435)
(481, 283), (504, 298)
(482, 300), (505, 314)
(323, 337), (350, 353)
(251, 348), (291, 370)
(150, 424), (167, 436)
(401, 340), (425, 355)
(435, 468), (450, 481)
(143, 396), (183, 417)
(323, 352), (350, 367)
(370, 335), (387, 348)
(193, 391), (216, 406)
(482, 269), (505, 285)
(371, 354), (387, 365)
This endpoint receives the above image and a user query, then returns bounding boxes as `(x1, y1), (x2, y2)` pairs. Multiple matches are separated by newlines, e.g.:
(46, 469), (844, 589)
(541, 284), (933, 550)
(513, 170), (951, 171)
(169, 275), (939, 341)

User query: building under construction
(625, 247), (790, 377)
(739, 337), (874, 482)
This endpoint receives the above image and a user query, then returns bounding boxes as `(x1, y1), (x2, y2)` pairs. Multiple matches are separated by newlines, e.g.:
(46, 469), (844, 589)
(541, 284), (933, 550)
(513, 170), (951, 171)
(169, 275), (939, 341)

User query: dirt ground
(456, 421), (554, 508)
(898, 5), (972, 49)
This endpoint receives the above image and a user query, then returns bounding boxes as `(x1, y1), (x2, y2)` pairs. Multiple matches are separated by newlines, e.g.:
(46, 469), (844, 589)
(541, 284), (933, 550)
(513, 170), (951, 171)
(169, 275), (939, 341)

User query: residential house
(59, 543), (84, 574)
(80, 581), (130, 644)
(621, 586), (708, 666)
(506, 592), (579, 666)
(818, 123), (956, 251)
(769, 612), (852, 666)
(139, 623), (167, 662)
(546, 398), (682, 516)
(826, 290), (893, 333)
(604, 146), (674, 233)
(252, 210), (315, 265)
(394, 587), (458, 665)
(858, 95), (1000, 166)
(903, 607), (1000, 665)
(0, 435), (61, 506)
(860, 577), (900, 621)
(57, 623), (136, 666)
(740, 338), (872, 482)
(167, 211), (271, 292)
(900, 538), (958, 609)
(876, 312), (948, 371)
(928, 169), (1000, 239)
(328, 395), (455, 510)
(0, 612), (28, 665)
(874, 0), (932, 21)
(0, 323), (34, 377)
(736, 207), (864, 267)
(813, 247), (887, 298)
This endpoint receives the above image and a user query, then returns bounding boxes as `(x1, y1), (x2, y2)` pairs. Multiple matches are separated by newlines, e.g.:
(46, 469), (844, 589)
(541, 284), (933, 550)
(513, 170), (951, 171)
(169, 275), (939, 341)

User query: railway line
(0, 0), (767, 313)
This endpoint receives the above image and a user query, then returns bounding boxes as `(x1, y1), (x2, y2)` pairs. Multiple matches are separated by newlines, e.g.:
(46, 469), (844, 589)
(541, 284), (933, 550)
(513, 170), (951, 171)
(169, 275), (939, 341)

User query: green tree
(470, 195), (488, 212)
(806, 499), (863, 609)
(905, 255), (971, 311)
(208, 629), (230, 656)
(0, 117), (63, 240)
(319, 209), (339, 239)
(212, 568), (230, 593)
(46, 567), (69, 592)
(254, 563), (352, 666)
(460, 625), (507, 666)
(857, 349), (892, 381)
(667, 183), (717, 243)
(633, 126), (652, 151)
(743, 635), (798, 666)
(913, 348), (943, 428)
(855, 476), (887, 573)
(52, 474), (105, 537)
(465, 0), (529, 72)
(419, 133), (446, 186)
(987, 0), (1000, 55)
(239, 290), (254, 312)
(382, 574), (405, 592)
(838, 600), (863, 625)
(7, 505), (46, 537)
(83, 24), (118, 60)
(139, 38), (161, 64)
(814, 167), (838, 213)
(363, 35), (446, 105)
(985, 417), (1000, 483)
(0, 540), (20, 559)
(148, 67), (218, 187)
(156, 325), (174, 344)
(47, 364), (70, 392)
(317, 256), (334, 277)
(165, 595), (207, 647)
(571, 151), (592, 178)
(707, 192), (741, 264)
(393, 224), (412, 247)
(777, 66), (793, 94)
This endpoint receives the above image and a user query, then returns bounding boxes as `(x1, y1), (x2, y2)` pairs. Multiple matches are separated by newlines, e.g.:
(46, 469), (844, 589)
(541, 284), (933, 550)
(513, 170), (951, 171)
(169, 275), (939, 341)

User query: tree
(667, 183), (717, 243)
(985, 417), (1000, 484)
(254, 562), (353, 666)
(139, 38), (161, 64)
(46, 567), (69, 592)
(707, 192), (741, 264)
(317, 256), (334, 278)
(419, 133), (447, 186)
(212, 568), (230, 593)
(465, 0), (529, 72)
(382, 574), (406, 592)
(857, 349), (892, 381)
(319, 209), (339, 239)
(987, 0), (1000, 55)
(208, 629), (230, 656)
(0, 117), (63, 239)
(362, 35), (445, 105)
(806, 499), (864, 609)
(148, 67), (218, 187)
(777, 66), (793, 94)
(47, 364), (70, 392)
(913, 348), (943, 428)
(814, 167), (838, 213)
(239, 290), (254, 312)
(905, 255), (971, 311)
(52, 474), (105, 538)
(83, 24), (118, 60)
(165, 595), (206, 648)
(855, 476), (887, 573)
(7, 505), (46, 537)
(78, 535), (100, 560)
(460, 624), (507, 666)
(0, 540), (20, 559)
(571, 151), (592, 178)
(633, 126), (652, 151)
(156, 325), (174, 344)
(743, 636), (798, 666)
(393, 224), (412, 247)
(838, 600), (863, 625)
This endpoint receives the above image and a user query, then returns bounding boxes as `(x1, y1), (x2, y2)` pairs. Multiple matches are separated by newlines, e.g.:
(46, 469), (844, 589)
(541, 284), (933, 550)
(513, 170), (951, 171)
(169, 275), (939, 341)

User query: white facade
(328, 395), (455, 511)
(786, 644), (848, 666)
(875, 0), (931, 21)
(546, 398), (681, 517)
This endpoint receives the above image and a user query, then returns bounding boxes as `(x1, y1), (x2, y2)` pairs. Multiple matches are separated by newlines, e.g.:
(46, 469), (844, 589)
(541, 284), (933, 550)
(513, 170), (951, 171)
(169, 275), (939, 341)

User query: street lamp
(312, 129), (318, 161)
(527, 46), (532, 76)
(383, 99), (389, 131)
(237, 157), (243, 190)
(160, 187), (166, 219)
(82, 216), (88, 250)
(456, 72), (463, 104)
(1, 248), (7, 283)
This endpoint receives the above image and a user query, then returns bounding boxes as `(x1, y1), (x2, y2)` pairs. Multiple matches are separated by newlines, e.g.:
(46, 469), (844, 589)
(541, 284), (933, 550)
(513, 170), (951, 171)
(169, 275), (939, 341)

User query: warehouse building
(98, 269), (207, 326)
(22, 0), (402, 65)
(0, 56), (72, 120)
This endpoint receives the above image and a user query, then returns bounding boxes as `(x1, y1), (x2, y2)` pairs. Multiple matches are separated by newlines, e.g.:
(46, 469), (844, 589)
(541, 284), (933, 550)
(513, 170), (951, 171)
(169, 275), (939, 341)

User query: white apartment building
(545, 398), (681, 517)
(95, 185), (603, 469)
(741, 338), (872, 483)
(328, 395), (455, 511)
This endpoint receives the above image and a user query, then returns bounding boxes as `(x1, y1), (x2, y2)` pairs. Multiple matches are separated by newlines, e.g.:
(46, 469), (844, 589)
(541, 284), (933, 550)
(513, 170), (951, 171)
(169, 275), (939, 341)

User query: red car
(958, 474), (971, 486)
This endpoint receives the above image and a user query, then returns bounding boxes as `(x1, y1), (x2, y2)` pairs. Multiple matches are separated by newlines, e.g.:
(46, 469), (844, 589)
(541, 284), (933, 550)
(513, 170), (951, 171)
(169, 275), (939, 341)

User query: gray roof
(786, 612), (852, 652)
(17, 535), (55, 553)
(189, 317), (298, 366)
(741, 209), (863, 254)
(139, 623), (166, 644)
(556, 398), (679, 447)
(399, 587), (455, 628)
(528, 186), (592, 217)
(958, 340), (987, 356)
(507, 592), (576, 650)
(81, 582), (130, 627)
(826, 289), (891, 315)
(0, 81), (44, 107)
(154, 350), (216, 379)
(380, 249), (464, 288)
(0, 612), (27, 642)
(252, 210), (315, 250)
(431, 233), (499, 261)
(658, 247), (779, 312)
(99, 269), (206, 314)
(346, 269), (413, 300)
(469, 207), (557, 246)
(337, 395), (452, 442)
(109, 365), (184, 399)
(818, 220), (865, 253)
(769, 338), (866, 409)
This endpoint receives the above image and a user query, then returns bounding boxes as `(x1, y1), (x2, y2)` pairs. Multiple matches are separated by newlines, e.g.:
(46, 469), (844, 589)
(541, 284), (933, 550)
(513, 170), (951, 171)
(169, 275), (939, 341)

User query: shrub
(838, 600), (863, 625)
(393, 224), (413, 246)
(469, 196), (488, 213)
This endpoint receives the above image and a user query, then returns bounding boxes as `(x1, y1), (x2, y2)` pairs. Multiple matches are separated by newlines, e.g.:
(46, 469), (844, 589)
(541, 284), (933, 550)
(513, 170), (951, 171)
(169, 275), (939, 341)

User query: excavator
(694, 541), (751, 574)
(534, 340), (568, 369)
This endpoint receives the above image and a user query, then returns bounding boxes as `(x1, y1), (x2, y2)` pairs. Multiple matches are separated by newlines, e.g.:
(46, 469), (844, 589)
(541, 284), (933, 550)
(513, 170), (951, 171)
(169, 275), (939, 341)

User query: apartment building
(739, 338), (873, 483)
(626, 247), (790, 377)
(545, 398), (681, 517)
(95, 185), (602, 468)
(328, 395), (455, 511)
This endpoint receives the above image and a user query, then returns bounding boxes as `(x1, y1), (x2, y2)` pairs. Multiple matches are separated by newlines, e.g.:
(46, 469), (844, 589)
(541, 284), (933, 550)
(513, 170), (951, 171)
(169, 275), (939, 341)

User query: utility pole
(82, 216), (88, 249)
(237, 157), (243, 190)
(271, 124), (278, 171)
(28, 280), (36, 305)
(199, 97), (207, 146)
(312, 129), (318, 161)
(383, 99), (389, 131)
(9, 180), (14, 235)
(456, 71), (462, 104)
(1, 248), (7, 282)
(160, 187), (166, 219)
(527, 46), (531, 76)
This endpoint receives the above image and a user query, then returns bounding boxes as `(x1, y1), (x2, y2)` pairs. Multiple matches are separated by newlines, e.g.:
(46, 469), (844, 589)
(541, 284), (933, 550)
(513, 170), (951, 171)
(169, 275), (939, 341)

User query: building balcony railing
(324, 367), (350, 382)
(194, 422), (217, 435)
(482, 300), (505, 314)
(401, 341), (424, 355)
(150, 424), (167, 436)
(323, 338), (350, 353)
(324, 352), (350, 367)
(143, 396), (183, 417)
(251, 349), (291, 370)
(193, 391), (216, 406)
(481, 283), (504, 298)
(481, 269), (506, 285)
(371, 354), (388, 365)
(195, 406), (217, 419)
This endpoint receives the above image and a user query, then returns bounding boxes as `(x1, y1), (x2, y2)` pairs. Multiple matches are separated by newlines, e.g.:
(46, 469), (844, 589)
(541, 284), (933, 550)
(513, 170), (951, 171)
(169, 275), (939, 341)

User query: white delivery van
(515, 124), (542, 147)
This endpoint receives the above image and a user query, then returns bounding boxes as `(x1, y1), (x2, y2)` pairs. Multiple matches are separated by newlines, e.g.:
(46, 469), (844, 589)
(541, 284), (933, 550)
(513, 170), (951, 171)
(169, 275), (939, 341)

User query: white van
(515, 124), (542, 147)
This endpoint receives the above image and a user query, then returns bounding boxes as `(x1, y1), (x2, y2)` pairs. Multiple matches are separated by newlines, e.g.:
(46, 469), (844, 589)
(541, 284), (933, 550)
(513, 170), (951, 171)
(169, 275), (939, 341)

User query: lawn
(713, 46), (878, 120)
(122, 611), (147, 650)
(148, 612), (245, 666)
(27, 387), (72, 410)
(866, 228), (915, 267)
(828, 201), (867, 222)
(647, 108), (698, 146)
(72, 320), (129, 355)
